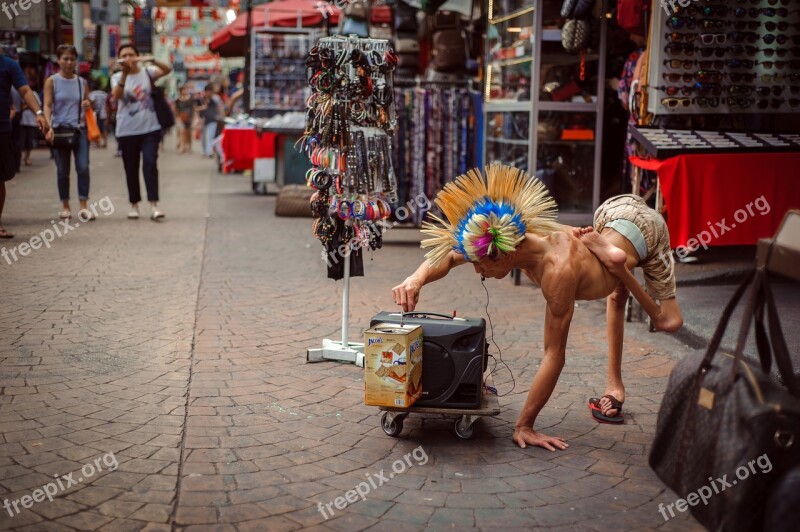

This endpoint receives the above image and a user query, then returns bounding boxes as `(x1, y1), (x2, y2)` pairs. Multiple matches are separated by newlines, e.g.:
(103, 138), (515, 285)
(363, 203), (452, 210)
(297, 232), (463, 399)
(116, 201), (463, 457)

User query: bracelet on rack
(337, 200), (352, 220)
(352, 200), (366, 220)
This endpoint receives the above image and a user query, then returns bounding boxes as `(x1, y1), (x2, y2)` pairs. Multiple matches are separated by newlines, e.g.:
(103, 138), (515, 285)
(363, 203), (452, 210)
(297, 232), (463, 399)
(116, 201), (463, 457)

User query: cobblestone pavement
(1, 145), (704, 531)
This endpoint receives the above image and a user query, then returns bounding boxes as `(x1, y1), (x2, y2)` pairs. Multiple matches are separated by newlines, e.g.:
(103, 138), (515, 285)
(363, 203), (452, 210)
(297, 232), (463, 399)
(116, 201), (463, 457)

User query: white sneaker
(128, 206), (140, 219)
(150, 209), (165, 221)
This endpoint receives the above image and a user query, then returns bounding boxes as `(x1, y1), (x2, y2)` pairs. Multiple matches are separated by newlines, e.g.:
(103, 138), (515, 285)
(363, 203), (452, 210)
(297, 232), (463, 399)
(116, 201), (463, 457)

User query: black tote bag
(649, 266), (800, 531)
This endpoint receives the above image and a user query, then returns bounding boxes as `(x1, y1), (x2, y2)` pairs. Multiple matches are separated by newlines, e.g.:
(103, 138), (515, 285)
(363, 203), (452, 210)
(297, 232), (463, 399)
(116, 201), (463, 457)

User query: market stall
(628, 3), (800, 249)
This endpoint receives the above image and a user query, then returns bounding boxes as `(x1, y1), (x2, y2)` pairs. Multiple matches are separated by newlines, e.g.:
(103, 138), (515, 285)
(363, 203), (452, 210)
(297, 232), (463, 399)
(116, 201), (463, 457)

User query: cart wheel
(454, 417), (474, 439)
(381, 412), (404, 437)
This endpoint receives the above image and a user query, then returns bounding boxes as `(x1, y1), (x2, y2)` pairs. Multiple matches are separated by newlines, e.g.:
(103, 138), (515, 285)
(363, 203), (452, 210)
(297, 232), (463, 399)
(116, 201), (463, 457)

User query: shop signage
(133, 7), (153, 53)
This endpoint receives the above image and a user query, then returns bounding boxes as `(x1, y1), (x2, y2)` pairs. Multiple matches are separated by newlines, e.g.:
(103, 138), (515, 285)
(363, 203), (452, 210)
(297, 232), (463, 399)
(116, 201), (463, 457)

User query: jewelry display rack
(305, 35), (398, 367)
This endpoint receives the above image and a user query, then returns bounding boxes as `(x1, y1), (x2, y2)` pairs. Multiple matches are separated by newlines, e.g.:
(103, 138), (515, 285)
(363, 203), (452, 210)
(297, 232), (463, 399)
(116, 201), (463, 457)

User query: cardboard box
(364, 323), (423, 408)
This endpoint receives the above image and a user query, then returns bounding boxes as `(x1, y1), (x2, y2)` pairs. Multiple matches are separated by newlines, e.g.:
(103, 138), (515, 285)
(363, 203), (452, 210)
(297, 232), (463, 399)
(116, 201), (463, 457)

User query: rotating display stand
(303, 35), (399, 367)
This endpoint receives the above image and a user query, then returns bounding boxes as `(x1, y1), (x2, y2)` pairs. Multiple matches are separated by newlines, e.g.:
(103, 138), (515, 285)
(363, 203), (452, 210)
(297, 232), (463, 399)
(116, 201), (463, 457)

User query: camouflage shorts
(593, 194), (676, 300)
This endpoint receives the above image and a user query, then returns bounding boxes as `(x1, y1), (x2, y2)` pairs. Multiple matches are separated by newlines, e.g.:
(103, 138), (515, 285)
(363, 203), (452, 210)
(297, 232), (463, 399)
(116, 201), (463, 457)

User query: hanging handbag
(344, 0), (368, 20)
(50, 77), (83, 149)
(561, 19), (592, 52)
(649, 264), (800, 532)
(147, 69), (175, 131)
(561, 0), (596, 18)
(370, 5), (392, 25)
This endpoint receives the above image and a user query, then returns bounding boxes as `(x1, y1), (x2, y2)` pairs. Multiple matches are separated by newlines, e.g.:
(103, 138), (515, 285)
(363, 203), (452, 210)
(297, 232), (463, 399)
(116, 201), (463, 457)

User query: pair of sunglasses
(765, 21), (790, 32)
(729, 72), (757, 83)
(756, 86), (785, 97)
(763, 34), (789, 46)
(699, 33), (726, 45)
(731, 20), (760, 31)
(695, 82), (723, 96)
(696, 70), (725, 83)
(694, 97), (721, 108)
(664, 59), (694, 69)
(727, 59), (755, 69)
(729, 31), (759, 44)
(662, 97), (692, 108)
(699, 19), (727, 30)
(663, 72), (694, 83)
(757, 60), (800, 69)
(696, 59), (724, 69)
(757, 99), (784, 110)
(657, 85), (694, 96)
(664, 43), (696, 55)
(727, 85), (753, 95)
(665, 32), (696, 43)
(699, 47), (728, 58)
(667, 16), (696, 30)
(727, 97), (755, 108)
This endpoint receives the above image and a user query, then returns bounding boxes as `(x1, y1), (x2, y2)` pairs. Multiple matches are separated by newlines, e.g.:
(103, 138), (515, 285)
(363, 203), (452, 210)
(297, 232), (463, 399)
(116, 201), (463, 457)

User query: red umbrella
(210, 0), (340, 56)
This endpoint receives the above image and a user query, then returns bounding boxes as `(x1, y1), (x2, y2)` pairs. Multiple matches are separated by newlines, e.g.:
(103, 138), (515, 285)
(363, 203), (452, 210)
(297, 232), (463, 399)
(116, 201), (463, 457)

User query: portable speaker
(370, 311), (487, 409)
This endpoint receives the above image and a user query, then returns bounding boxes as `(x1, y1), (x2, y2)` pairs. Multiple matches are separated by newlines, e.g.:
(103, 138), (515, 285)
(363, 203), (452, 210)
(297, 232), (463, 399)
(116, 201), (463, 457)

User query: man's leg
(602, 282), (629, 417)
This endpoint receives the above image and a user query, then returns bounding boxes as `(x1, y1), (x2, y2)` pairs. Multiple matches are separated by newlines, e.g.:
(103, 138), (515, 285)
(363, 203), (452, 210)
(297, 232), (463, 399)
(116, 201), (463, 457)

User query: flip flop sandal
(589, 395), (624, 424)
(0, 228), (13, 239)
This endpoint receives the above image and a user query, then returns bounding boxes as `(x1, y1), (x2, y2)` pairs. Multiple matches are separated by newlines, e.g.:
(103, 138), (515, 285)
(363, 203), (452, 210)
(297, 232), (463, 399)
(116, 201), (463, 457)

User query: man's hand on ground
(513, 426), (568, 451)
(391, 277), (421, 312)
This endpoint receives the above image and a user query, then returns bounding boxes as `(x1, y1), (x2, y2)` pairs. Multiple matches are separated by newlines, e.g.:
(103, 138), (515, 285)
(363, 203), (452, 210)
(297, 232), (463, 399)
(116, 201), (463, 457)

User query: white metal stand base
(307, 233), (364, 367)
(307, 339), (365, 367)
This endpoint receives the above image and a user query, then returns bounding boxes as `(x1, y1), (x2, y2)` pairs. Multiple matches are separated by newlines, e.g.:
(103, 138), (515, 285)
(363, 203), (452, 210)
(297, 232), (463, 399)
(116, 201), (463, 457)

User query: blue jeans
(53, 128), (90, 201)
(202, 122), (217, 157)
(118, 130), (160, 204)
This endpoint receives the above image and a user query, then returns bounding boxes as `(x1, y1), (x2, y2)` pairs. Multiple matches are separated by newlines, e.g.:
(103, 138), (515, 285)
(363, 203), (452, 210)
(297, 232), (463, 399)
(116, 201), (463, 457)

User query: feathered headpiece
(420, 164), (560, 266)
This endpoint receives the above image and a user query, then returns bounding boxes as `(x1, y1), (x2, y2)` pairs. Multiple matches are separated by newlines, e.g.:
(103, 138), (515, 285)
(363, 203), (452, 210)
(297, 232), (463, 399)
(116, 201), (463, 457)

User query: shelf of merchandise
(484, 0), (607, 224)
(250, 27), (318, 119)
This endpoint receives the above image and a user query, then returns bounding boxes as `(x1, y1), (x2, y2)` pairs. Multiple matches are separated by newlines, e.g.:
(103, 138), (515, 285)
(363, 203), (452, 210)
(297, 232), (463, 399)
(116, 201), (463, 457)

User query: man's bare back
(520, 227), (623, 303)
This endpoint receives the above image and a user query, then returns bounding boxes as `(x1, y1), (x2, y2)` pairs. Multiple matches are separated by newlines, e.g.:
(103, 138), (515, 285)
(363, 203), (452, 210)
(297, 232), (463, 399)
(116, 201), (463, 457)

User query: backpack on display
(429, 11), (467, 72)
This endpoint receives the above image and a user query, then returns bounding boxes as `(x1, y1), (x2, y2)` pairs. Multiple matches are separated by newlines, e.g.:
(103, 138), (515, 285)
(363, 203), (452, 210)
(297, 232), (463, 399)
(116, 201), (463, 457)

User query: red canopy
(209, 0), (340, 56)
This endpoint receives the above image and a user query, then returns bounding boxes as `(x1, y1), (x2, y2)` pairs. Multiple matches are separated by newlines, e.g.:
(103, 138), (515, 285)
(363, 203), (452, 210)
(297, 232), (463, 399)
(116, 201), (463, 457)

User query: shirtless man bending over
(392, 166), (682, 451)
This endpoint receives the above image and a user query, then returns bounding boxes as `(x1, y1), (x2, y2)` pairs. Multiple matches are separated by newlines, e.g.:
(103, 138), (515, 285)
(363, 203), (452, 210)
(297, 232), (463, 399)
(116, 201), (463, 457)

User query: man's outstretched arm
(392, 251), (466, 311)
(513, 265), (575, 451)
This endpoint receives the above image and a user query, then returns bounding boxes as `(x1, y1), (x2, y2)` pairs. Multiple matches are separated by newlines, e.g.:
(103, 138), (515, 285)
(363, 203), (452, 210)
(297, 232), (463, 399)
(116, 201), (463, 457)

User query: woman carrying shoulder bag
(111, 43), (172, 221)
(44, 45), (94, 221)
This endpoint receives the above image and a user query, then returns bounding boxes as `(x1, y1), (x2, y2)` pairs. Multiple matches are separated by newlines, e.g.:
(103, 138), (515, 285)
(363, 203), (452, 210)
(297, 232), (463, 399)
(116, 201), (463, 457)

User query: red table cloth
(631, 152), (800, 249)
(220, 127), (276, 173)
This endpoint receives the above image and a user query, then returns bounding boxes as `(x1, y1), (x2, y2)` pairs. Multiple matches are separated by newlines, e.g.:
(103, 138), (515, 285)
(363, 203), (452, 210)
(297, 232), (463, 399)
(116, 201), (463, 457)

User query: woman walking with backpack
(43, 45), (94, 221)
(111, 43), (172, 221)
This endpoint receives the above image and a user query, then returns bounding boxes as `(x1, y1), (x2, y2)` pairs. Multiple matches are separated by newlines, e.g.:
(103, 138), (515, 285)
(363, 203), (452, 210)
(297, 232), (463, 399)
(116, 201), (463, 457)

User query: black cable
(481, 277), (516, 397)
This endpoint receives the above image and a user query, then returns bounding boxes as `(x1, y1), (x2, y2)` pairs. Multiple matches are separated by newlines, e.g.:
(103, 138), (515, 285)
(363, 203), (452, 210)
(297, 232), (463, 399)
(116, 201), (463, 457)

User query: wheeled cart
(378, 375), (501, 440)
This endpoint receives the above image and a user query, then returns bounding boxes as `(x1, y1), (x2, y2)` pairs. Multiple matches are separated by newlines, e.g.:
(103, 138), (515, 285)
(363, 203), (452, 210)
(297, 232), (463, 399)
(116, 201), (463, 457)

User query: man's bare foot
(579, 229), (628, 273)
(597, 390), (624, 417)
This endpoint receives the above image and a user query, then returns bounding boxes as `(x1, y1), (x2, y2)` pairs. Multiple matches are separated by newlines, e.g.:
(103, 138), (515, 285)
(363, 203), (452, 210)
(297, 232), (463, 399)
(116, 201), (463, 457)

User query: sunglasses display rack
(630, 126), (800, 158)
(648, 0), (800, 115)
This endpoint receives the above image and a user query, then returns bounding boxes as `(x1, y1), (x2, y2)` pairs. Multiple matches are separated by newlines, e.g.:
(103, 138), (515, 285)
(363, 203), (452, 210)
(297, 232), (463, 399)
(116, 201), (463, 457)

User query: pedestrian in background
(89, 80), (108, 148)
(0, 45), (50, 239)
(111, 43), (172, 221)
(43, 44), (93, 222)
(174, 84), (194, 153)
(196, 83), (222, 158)
(19, 89), (41, 166)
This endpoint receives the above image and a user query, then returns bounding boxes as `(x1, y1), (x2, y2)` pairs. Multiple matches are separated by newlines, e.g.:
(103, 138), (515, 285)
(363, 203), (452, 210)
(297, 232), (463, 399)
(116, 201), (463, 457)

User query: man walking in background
(0, 45), (50, 239)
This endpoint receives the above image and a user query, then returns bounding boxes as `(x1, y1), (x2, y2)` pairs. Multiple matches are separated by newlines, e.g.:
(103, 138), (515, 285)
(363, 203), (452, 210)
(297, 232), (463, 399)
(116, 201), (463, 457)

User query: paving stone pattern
(0, 147), (704, 530)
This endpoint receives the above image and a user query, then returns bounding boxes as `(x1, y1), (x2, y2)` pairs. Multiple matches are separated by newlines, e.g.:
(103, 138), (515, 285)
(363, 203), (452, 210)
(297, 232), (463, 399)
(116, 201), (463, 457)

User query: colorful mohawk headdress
(420, 164), (560, 266)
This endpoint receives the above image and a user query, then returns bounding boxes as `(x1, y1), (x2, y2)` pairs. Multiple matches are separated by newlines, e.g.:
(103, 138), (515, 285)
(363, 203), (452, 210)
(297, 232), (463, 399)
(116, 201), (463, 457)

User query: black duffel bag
(649, 264), (800, 531)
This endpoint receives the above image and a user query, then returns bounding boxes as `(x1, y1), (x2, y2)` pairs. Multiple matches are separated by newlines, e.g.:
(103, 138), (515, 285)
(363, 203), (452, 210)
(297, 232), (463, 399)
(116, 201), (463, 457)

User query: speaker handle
(396, 311), (455, 320)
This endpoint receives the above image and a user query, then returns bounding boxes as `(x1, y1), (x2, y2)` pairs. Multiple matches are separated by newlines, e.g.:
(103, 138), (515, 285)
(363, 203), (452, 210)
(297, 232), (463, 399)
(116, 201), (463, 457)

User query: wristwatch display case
(631, 125), (800, 159)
